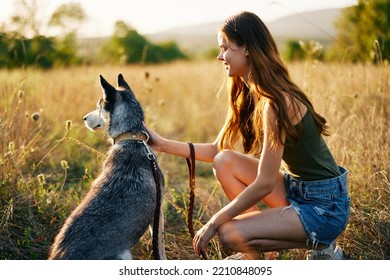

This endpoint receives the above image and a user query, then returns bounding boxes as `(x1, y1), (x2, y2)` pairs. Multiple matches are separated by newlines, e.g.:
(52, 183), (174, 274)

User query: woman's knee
(213, 150), (236, 179)
(217, 221), (244, 251)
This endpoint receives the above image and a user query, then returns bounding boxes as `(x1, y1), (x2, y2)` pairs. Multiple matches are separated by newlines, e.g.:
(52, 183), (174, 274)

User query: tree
(0, 33), (11, 67)
(48, 2), (86, 35)
(100, 21), (186, 64)
(4, 35), (56, 68)
(0, 1), (86, 68)
(48, 3), (86, 66)
(330, 0), (390, 63)
(10, 0), (41, 37)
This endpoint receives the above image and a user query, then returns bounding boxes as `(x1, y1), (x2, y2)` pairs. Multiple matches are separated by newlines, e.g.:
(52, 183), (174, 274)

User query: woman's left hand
(193, 221), (218, 256)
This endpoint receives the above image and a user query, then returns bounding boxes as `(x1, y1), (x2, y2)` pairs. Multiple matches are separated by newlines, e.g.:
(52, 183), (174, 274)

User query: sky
(0, 0), (357, 37)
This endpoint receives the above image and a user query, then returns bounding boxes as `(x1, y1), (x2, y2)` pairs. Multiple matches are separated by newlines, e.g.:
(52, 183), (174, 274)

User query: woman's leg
(213, 150), (307, 253)
(213, 150), (289, 209)
(217, 207), (308, 253)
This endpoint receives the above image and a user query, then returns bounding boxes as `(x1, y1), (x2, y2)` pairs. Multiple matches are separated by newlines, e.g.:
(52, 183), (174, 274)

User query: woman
(146, 11), (350, 260)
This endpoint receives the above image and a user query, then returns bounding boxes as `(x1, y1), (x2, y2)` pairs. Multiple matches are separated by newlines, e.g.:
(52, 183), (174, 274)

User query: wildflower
(8, 142), (15, 153)
(37, 173), (46, 185)
(61, 160), (69, 170)
(65, 120), (72, 131)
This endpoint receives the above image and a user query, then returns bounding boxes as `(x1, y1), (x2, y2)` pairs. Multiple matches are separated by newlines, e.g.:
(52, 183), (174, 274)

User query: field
(0, 60), (389, 260)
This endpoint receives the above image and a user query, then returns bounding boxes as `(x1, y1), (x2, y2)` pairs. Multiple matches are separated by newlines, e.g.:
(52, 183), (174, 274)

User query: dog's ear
(117, 73), (132, 92)
(100, 75), (116, 101)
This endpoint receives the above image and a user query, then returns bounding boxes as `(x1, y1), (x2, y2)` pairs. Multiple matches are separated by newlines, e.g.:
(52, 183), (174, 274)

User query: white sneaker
(224, 251), (279, 260)
(306, 243), (345, 260)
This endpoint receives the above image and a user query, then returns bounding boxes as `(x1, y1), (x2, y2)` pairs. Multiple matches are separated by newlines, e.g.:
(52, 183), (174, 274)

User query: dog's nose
(83, 116), (87, 121)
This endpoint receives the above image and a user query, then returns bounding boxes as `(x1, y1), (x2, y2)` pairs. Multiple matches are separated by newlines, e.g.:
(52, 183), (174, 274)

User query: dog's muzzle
(83, 109), (107, 131)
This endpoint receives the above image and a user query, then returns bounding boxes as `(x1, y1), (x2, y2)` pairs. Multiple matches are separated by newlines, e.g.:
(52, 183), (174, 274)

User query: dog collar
(113, 131), (149, 144)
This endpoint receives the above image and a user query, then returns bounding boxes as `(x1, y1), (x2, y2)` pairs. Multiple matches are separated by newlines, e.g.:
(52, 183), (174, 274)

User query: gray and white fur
(49, 74), (166, 260)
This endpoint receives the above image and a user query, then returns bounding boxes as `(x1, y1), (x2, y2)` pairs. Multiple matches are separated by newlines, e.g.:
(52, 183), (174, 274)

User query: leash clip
(141, 131), (155, 161)
(142, 141), (155, 161)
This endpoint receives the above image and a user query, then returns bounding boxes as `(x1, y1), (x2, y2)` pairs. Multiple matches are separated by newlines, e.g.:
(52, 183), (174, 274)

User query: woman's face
(217, 31), (250, 80)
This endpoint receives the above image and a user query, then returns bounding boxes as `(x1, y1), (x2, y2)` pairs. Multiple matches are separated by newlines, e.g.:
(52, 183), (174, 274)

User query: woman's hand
(193, 220), (218, 256)
(143, 123), (164, 152)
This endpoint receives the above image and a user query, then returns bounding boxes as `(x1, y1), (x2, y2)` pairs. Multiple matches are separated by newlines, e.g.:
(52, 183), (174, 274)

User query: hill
(145, 8), (342, 53)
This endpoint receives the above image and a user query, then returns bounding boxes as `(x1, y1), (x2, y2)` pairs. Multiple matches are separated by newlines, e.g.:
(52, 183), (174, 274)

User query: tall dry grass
(0, 60), (389, 259)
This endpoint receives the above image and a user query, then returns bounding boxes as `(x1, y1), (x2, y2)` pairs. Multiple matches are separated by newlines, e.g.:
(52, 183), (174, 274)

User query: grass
(0, 60), (389, 260)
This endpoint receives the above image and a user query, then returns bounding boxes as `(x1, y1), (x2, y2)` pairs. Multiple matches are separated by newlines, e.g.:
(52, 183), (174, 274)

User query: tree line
(0, 1), (186, 68)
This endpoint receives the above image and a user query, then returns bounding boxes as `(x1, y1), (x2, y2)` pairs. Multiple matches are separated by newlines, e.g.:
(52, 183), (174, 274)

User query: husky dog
(49, 74), (166, 260)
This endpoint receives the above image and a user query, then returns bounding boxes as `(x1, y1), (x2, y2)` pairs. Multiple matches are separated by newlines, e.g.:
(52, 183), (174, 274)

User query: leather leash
(148, 150), (163, 260)
(185, 142), (207, 259)
(185, 142), (196, 239)
(141, 136), (163, 260)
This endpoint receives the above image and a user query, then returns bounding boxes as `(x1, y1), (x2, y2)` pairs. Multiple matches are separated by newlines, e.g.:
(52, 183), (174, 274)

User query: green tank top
(282, 110), (341, 180)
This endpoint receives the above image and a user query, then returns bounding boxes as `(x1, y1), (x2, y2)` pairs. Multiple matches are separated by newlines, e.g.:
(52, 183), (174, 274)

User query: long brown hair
(217, 11), (329, 155)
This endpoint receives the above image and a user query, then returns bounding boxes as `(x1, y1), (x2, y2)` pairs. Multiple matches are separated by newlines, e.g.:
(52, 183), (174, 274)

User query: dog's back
(49, 74), (165, 260)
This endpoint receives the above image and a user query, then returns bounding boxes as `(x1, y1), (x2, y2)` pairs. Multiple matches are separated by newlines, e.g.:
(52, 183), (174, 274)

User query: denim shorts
(283, 166), (351, 246)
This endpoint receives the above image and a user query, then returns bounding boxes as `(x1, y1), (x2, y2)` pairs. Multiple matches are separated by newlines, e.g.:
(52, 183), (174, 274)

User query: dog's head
(83, 74), (144, 139)
(83, 98), (107, 131)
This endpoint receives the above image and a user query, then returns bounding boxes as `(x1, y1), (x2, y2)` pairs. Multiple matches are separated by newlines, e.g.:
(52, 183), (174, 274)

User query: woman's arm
(144, 123), (219, 162)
